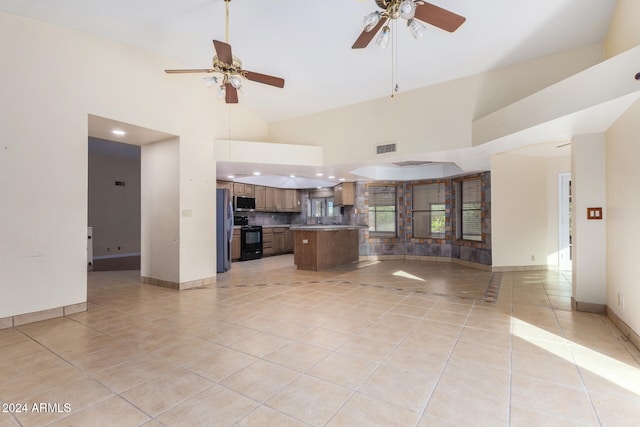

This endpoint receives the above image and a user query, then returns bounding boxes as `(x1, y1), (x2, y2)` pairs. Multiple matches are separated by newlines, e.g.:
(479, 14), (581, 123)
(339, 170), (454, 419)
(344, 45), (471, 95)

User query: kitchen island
(290, 225), (362, 271)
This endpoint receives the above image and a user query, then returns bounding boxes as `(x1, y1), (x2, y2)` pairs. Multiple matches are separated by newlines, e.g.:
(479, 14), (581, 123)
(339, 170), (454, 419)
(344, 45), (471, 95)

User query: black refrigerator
(216, 188), (234, 272)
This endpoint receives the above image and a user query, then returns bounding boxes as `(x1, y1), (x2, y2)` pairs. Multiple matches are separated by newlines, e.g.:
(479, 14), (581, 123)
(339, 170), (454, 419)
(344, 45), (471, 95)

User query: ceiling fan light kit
(164, 0), (285, 104)
(407, 18), (427, 39)
(353, 0), (466, 49)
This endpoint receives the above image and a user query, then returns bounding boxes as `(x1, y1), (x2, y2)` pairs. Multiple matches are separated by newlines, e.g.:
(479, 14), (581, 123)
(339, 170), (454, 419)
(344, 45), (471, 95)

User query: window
(456, 178), (482, 241)
(368, 185), (396, 237)
(310, 198), (334, 217)
(413, 183), (446, 238)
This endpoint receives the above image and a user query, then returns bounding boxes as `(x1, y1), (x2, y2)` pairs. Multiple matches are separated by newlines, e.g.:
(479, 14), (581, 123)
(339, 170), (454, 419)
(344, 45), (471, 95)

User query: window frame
(412, 182), (447, 239)
(455, 177), (483, 242)
(368, 185), (397, 238)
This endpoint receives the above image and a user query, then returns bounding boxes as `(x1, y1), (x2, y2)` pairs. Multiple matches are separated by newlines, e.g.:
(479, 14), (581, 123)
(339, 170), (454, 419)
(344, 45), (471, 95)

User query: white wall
(571, 134), (607, 305)
(606, 100), (640, 332)
(605, 0), (640, 58)
(0, 11), (268, 318)
(268, 44), (603, 168)
(491, 153), (548, 268)
(141, 138), (180, 283)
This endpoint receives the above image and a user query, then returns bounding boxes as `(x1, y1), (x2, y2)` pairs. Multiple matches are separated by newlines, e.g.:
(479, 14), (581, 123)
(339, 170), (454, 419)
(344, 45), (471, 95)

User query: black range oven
(240, 225), (263, 261)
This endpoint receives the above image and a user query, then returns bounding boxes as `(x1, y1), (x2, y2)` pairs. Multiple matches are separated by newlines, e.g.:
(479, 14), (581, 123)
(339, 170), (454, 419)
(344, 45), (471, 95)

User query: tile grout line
(540, 270), (604, 427)
(412, 295), (477, 426)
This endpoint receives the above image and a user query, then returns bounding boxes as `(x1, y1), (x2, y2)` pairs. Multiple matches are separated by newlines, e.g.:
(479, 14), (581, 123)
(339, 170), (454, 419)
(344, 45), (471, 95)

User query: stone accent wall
(358, 172), (492, 267)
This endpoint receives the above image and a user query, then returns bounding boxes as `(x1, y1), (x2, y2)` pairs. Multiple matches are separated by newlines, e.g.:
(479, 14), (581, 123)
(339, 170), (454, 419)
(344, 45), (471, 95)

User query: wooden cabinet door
(284, 189), (295, 212)
(284, 228), (294, 253)
(262, 228), (273, 256)
(342, 182), (355, 205)
(233, 182), (245, 196)
(255, 186), (266, 211)
(294, 190), (301, 212)
(217, 181), (233, 193)
(244, 184), (255, 197)
(273, 229), (284, 255)
(334, 182), (355, 206)
(275, 189), (285, 212)
(231, 229), (241, 260)
(265, 187), (276, 211)
(334, 184), (343, 206)
(286, 189), (301, 212)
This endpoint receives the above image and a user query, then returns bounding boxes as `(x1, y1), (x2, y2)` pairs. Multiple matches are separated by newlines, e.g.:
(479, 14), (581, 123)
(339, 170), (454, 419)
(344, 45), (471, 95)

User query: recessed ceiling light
(290, 175), (296, 178)
(316, 173), (323, 176)
(253, 172), (261, 176)
(112, 129), (126, 136)
(328, 175), (335, 179)
(227, 175), (235, 179)
(339, 178), (346, 181)
(316, 186), (322, 189)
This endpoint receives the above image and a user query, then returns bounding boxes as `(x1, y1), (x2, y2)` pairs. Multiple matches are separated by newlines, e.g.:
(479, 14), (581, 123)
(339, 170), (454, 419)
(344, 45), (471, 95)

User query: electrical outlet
(621, 294), (625, 309)
(531, 255), (535, 261)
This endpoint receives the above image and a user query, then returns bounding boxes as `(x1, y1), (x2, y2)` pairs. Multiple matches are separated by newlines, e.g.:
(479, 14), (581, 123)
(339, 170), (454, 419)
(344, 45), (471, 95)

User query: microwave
(234, 196), (256, 212)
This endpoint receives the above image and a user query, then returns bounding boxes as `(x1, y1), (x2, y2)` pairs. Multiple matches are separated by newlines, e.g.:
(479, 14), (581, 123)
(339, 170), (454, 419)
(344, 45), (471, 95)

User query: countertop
(289, 225), (365, 231)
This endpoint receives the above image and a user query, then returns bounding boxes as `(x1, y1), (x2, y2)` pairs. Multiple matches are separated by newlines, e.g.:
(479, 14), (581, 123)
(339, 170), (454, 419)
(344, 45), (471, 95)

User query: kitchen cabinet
(226, 183), (299, 213)
(231, 229), (241, 261)
(292, 226), (360, 271)
(262, 227), (273, 256)
(334, 182), (355, 206)
(275, 189), (285, 211)
(233, 183), (255, 197)
(217, 180), (233, 193)
(284, 228), (294, 253)
(284, 189), (300, 212)
(255, 186), (266, 211)
(265, 187), (276, 211)
(261, 227), (291, 257)
(273, 228), (285, 254)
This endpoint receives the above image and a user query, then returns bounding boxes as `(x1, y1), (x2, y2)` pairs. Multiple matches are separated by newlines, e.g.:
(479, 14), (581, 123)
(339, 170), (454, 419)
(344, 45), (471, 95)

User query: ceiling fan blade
(243, 71), (285, 88)
(213, 40), (233, 64)
(225, 83), (238, 104)
(352, 16), (388, 49)
(414, 2), (466, 32)
(164, 69), (215, 74)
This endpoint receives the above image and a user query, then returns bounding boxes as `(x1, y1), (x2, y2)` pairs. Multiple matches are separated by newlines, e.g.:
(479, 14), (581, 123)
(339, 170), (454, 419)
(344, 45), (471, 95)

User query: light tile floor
(1, 255), (640, 426)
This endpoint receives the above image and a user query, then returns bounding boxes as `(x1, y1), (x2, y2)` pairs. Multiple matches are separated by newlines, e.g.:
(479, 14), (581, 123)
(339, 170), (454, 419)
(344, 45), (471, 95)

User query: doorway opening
(88, 137), (141, 271)
(87, 114), (175, 274)
(559, 173), (572, 271)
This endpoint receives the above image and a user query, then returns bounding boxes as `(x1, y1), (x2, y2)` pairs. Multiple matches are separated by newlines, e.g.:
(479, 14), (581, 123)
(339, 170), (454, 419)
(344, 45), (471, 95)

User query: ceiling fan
(164, 0), (285, 104)
(353, 0), (466, 49)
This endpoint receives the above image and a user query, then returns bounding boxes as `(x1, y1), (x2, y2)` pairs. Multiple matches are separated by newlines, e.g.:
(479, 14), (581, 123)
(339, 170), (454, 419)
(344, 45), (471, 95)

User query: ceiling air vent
(375, 143), (397, 155)
(393, 161), (433, 167)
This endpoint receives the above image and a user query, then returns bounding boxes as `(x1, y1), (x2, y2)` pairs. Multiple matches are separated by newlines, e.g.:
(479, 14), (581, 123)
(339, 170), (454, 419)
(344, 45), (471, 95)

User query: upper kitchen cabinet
(284, 189), (300, 212)
(219, 181), (300, 213)
(334, 182), (355, 206)
(265, 186), (276, 211)
(274, 188), (285, 211)
(217, 180), (233, 193)
(233, 183), (255, 197)
(255, 186), (266, 211)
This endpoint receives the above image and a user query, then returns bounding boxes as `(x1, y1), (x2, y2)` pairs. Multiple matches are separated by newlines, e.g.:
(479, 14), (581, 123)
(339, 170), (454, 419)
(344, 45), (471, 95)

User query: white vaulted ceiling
(0, 0), (617, 123)
(3, 0), (633, 186)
